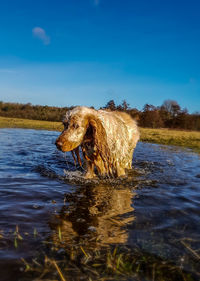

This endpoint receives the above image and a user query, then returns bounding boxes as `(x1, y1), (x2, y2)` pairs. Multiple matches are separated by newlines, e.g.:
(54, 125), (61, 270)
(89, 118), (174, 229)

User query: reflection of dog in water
(49, 185), (135, 247)
(55, 106), (139, 178)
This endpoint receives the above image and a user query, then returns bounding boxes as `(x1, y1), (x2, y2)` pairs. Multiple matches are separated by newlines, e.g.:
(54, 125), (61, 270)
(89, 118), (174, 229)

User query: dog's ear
(86, 114), (111, 171)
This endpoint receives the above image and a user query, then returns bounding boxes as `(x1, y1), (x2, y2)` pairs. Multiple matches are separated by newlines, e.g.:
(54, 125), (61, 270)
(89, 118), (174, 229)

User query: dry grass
(1, 116), (200, 153)
(140, 127), (200, 153)
(0, 116), (62, 131)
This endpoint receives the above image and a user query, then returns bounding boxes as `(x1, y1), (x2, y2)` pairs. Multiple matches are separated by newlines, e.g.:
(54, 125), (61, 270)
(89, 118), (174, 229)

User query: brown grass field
(0, 116), (200, 153)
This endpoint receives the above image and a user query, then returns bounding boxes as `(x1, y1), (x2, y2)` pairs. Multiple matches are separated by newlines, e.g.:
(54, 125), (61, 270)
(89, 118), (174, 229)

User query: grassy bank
(141, 127), (200, 153)
(0, 116), (62, 131)
(1, 116), (200, 153)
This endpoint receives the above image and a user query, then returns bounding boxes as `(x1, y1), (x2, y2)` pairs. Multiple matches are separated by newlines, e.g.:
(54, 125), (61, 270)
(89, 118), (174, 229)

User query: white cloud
(32, 27), (50, 45)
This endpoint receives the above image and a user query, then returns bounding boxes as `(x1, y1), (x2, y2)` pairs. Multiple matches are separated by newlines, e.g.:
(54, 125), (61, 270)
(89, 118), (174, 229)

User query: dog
(55, 106), (139, 178)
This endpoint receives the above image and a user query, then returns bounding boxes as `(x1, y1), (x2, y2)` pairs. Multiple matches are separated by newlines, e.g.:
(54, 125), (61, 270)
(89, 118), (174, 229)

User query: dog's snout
(55, 140), (63, 148)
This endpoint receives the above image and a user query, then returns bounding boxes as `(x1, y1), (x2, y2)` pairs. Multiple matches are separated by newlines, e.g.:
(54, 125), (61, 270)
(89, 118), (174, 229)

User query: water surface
(0, 129), (200, 280)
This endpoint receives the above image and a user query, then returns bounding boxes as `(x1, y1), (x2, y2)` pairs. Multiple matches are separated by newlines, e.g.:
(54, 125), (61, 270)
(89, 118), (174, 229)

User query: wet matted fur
(55, 106), (140, 178)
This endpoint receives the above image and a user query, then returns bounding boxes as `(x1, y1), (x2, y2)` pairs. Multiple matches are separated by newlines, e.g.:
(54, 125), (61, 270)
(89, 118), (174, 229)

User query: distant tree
(171, 104), (181, 117)
(161, 100), (181, 117)
(0, 101), (70, 121)
(160, 100), (183, 127)
(116, 100), (130, 111)
(143, 104), (156, 112)
(0, 100), (199, 131)
(104, 100), (116, 111)
(141, 104), (163, 128)
(122, 100), (130, 110)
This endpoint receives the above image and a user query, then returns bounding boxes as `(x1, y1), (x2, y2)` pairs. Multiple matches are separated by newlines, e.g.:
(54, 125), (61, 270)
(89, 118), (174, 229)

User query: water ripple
(0, 128), (200, 280)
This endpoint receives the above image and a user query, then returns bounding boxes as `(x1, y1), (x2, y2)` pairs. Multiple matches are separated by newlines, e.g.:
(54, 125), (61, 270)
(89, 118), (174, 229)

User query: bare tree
(161, 100), (181, 117)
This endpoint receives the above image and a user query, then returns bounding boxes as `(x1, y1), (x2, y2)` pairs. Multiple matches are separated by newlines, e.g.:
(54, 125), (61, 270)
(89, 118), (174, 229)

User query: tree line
(103, 99), (200, 131)
(0, 100), (200, 131)
(0, 101), (73, 122)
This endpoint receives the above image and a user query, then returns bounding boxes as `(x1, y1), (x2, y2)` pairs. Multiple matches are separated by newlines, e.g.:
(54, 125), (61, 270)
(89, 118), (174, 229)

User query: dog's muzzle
(55, 140), (63, 150)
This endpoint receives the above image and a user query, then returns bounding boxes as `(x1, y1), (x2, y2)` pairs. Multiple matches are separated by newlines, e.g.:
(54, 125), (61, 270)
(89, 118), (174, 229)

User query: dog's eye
(63, 122), (69, 129)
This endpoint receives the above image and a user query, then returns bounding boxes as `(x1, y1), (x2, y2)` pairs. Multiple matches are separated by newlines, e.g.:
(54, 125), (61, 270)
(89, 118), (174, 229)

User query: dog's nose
(55, 140), (63, 148)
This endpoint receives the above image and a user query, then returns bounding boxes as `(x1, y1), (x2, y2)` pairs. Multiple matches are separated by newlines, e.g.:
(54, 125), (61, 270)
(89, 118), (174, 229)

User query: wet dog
(56, 106), (139, 178)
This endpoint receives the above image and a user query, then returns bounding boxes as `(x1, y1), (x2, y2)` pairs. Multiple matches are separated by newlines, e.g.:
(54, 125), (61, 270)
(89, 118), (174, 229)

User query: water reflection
(49, 185), (135, 247)
(0, 129), (200, 280)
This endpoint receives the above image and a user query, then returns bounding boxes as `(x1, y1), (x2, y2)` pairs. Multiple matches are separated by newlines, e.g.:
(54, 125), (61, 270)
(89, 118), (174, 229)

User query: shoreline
(1, 116), (200, 153)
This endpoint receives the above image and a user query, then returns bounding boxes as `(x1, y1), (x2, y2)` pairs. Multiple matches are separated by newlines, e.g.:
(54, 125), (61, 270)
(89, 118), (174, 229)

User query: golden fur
(55, 106), (140, 178)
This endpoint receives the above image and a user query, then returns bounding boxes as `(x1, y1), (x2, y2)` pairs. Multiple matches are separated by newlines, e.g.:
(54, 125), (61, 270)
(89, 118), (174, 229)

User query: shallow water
(0, 128), (200, 280)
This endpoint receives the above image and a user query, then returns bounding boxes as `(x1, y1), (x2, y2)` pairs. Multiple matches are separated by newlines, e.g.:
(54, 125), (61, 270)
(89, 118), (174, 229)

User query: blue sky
(0, 0), (200, 112)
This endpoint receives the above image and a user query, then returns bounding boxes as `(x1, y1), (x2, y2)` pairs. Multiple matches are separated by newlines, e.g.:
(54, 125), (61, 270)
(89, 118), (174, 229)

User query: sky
(0, 0), (200, 112)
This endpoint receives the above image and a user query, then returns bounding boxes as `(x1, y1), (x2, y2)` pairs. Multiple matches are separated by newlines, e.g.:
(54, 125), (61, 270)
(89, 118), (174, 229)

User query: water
(0, 128), (200, 280)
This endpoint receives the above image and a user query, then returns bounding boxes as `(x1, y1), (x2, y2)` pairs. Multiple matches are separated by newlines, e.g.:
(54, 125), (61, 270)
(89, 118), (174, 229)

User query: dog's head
(55, 106), (107, 154)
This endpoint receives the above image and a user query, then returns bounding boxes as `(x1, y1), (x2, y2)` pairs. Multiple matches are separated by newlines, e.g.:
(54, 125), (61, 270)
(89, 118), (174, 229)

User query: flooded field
(0, 128), (200, 281)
